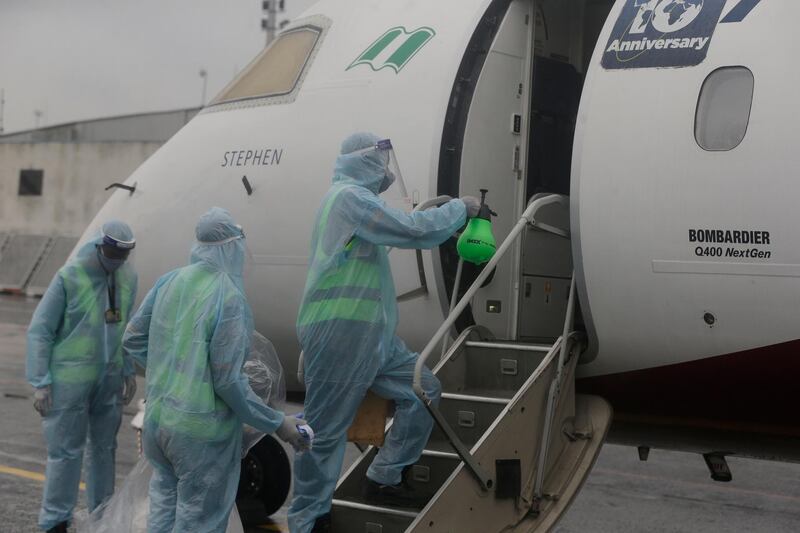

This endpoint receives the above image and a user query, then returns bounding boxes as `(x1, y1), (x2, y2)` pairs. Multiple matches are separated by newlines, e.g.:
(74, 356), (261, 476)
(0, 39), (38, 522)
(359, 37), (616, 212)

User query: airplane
(85, 0), (798, 530)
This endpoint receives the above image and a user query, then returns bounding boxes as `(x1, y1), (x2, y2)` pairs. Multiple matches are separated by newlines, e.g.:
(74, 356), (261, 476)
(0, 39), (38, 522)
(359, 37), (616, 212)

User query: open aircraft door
(328, 1), (613, 529)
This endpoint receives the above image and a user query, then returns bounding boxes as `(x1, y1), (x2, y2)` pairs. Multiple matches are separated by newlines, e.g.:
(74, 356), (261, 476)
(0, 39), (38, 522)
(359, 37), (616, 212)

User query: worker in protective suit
(26, 221), (138, 533)
(123, 207), (310, 533)
(288, 133), (481, 532)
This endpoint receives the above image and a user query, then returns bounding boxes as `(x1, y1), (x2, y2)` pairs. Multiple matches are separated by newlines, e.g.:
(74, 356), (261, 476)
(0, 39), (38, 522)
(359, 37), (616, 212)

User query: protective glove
(33, 387), (51, 417)
(122, 375), (137, 405)
(276, 415), (312, 452)
(460, 196), (481, 218)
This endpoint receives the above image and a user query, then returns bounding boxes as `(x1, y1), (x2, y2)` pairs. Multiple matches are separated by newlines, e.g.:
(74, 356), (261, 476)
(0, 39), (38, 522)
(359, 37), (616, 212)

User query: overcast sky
(0, 0), (318, 133)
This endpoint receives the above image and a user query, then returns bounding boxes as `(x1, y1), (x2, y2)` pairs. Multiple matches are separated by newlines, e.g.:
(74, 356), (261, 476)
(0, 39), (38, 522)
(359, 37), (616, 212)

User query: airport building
(0, 108), (198, 295)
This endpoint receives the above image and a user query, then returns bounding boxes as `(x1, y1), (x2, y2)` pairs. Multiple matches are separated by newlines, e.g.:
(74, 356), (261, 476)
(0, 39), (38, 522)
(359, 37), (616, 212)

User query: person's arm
(122, 280), (158, 372)
(348, 188), (467, 249)
(26, 273), (66, 388)
(209, 288), (284, 434)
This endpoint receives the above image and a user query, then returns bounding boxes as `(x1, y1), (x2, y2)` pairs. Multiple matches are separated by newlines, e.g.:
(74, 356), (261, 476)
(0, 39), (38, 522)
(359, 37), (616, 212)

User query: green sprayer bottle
(457, 189), (497, 265)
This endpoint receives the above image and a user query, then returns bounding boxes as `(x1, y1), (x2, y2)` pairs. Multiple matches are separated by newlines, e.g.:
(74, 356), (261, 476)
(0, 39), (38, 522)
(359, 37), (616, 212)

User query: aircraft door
(448, 0), (535, 340)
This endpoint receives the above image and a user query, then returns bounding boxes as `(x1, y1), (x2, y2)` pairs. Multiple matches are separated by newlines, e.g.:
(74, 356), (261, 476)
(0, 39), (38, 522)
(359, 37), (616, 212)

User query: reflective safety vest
(298, 185), (383, 327)
(144, 265), (241, 442)
(51, 261), (135, 385)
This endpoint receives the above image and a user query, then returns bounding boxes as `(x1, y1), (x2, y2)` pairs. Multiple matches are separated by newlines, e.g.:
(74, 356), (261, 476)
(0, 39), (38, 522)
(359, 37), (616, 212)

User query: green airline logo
(347, 26), (436, 73)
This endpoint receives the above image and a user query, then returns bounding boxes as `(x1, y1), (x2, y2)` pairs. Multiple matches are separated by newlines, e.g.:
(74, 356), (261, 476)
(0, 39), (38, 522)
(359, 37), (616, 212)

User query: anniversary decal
(602, 0), (726, 69)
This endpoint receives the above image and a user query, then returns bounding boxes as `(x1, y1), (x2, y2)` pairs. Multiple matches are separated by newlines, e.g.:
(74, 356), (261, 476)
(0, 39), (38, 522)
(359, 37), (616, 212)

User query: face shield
(97, 230), (136, 272)
(351, 138), (412, 212)
(242, 235), (254, 281)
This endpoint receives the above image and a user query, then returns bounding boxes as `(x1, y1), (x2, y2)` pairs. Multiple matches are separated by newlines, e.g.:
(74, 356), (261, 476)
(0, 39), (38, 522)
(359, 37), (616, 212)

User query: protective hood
(332, 132), (388, 194)
(190, 207), (246, 282)
(73, 235), (105, 272)
(74, 220), (135, 274)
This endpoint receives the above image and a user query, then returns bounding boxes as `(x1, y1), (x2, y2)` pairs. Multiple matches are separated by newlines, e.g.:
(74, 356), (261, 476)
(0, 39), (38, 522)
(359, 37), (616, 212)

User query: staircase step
(423, 439), (461, 455)
(331, 499), (417, 533)
(420, 449), (459, 460)
(334, 449), (461, 509)
(330, 340), (566, 532)
(438, 341), (552, 398)
(464, 340), (552, 352)
(440, 392), (510, 405)
(332, 499), (418, 518)
(428, 395), (506, 450)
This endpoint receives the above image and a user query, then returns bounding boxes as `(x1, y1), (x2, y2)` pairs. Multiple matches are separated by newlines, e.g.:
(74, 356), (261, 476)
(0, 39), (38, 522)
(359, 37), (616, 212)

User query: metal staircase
(331, 195), (612, 532)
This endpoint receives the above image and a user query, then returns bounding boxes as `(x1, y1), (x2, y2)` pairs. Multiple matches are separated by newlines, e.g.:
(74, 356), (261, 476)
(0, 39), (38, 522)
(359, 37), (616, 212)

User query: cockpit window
(211, 26), (321, 105)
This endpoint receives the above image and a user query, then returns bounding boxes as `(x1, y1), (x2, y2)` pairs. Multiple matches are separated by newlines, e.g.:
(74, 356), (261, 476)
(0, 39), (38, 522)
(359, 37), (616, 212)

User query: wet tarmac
(1, 294), (799, 532)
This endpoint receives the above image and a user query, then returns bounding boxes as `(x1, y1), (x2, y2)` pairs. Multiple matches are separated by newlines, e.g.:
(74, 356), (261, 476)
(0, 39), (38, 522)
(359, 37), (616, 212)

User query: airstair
(0, 234), (52, 293)
(331, 194), (612, 532)
(26, 236), (80, 296)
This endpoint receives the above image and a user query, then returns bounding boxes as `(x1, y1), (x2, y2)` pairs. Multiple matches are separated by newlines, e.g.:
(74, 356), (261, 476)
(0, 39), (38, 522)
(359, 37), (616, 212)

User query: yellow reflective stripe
(109, 272), (134, 366)
(298, 297), (381, 326)
(53, 262), (107, 364)
(145, 267), (238, 438)
(148, 401), (237, 441)
(77, 265), (103, 328)
(315, 186), (347, 258)
(116, 271), (134, 324)
(313, 187), (381, 290)
(160, 371), (217, 413)
(299, 184), (383, 326)
(149, 267), (218, 392)
(59, 264), (102, 334)
(50, 363), (101, 384)
(52, 264), (137, 375)
(314, 184), (358, 263)
(316, 259), (381, 290)
(52, 335), (95, 362)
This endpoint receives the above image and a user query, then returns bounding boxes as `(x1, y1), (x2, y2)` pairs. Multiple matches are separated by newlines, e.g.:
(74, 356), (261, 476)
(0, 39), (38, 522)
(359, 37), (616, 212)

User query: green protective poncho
(123, 207), (283, 533)
(26, 220), (138, 530)
(289, 133), (466, 532)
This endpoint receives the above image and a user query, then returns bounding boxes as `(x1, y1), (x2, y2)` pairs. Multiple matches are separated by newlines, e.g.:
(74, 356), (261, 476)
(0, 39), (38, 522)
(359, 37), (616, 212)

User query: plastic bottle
(457, 189), (497, 264)
(295, 412), (315, 452)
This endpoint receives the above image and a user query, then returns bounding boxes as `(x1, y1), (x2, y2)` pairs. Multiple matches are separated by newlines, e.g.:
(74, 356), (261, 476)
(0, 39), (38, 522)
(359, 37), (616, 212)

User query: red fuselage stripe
(577, 339), (800, 434)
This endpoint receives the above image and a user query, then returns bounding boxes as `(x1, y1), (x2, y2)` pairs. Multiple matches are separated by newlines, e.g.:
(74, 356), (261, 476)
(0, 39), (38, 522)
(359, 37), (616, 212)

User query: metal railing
(393, 195), (454, 303)
(532, 273), (577, 505)
(412, 193), (572, 491)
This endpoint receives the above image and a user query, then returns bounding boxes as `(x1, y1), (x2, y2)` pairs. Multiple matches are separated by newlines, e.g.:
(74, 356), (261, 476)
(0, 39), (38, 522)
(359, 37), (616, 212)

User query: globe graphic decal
(653, 0), (704, 33)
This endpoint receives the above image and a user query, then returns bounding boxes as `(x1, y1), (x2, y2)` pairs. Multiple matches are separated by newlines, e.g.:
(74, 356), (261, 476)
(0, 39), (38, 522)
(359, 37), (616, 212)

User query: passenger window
(695, 67), (754, 151)
(212, 26), (321, 105)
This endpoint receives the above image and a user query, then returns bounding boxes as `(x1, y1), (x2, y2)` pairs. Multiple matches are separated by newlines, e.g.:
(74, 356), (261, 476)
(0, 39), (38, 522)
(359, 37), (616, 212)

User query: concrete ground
(1, 294), (799, 532)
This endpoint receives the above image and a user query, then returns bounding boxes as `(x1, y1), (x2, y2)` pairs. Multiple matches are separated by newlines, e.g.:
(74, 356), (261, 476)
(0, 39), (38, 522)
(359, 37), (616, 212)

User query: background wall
(0, 142), (161, 236)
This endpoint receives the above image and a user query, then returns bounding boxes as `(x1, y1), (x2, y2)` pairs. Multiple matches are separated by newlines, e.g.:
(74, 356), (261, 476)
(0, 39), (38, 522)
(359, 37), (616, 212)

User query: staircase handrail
(411, 193), (570, 491)
(413, 193), (569, 396)
(532, 272), (577, 504)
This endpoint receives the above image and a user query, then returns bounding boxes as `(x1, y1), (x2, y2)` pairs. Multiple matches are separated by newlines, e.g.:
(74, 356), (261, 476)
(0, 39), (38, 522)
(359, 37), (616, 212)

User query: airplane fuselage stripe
(721, 0), (763, 23)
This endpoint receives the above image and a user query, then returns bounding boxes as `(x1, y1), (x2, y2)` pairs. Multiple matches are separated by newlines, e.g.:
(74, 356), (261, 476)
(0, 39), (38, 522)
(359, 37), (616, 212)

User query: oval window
(695, 66), (754, 151)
